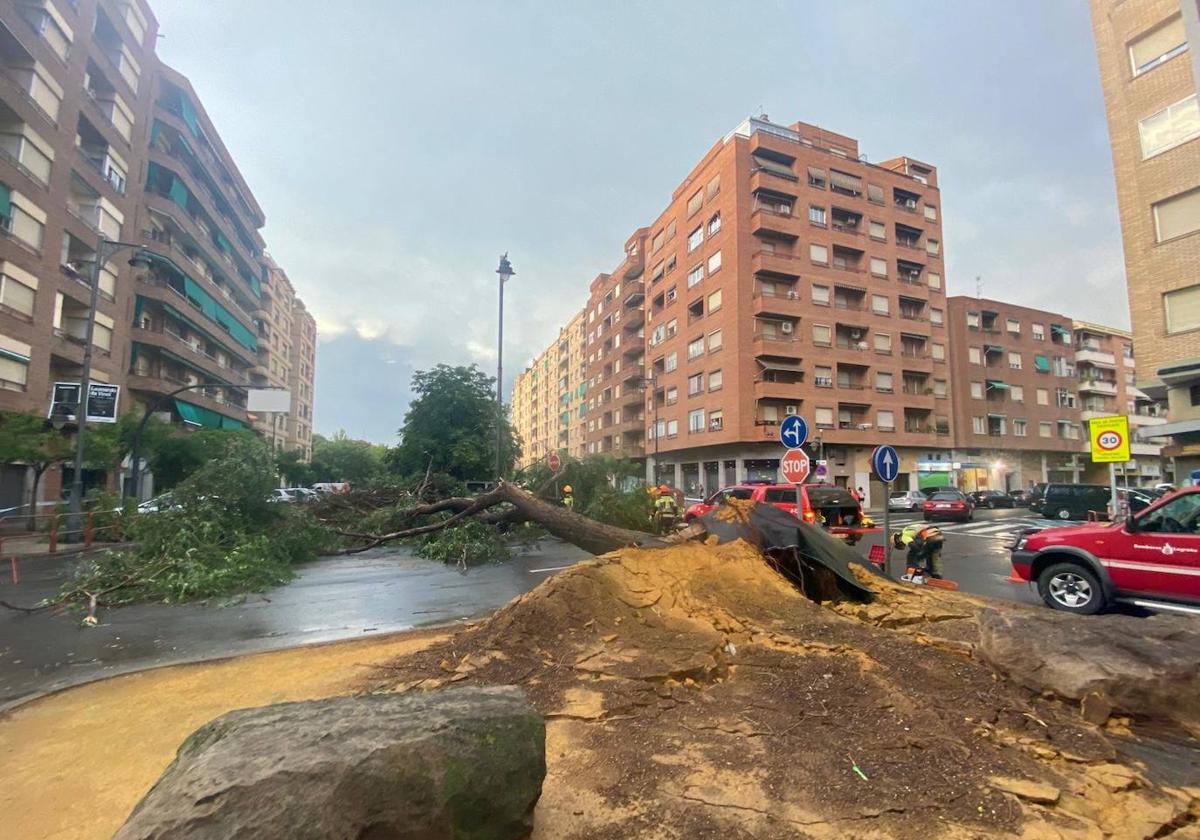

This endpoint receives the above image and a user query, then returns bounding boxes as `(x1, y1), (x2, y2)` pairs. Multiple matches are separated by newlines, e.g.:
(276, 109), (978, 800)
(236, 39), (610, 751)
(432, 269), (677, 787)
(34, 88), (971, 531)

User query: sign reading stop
(781, 448), (810, 484)
(548, 452), (561, 472)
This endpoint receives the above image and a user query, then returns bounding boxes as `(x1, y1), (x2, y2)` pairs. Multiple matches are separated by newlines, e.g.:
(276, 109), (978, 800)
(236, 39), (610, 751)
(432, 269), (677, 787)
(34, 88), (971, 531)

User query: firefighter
(562, 485), (574, 510)
(654, 484), (680, 534)
(891, 523), (946, 579)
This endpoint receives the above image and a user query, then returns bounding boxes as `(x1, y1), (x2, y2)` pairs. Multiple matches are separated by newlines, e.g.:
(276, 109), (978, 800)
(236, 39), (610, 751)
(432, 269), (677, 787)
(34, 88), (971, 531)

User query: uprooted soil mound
(371, 541), (1200, 839)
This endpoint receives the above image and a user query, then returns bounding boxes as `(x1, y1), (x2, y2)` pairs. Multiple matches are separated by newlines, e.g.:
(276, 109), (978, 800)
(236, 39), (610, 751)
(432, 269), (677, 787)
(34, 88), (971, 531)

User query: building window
(807, 167), (826, 189)
(931, 343), (945, 361)
(869, 220), (886, 240)
(1129, 16), (1187, 76)
(870, 257), (887, 277)
(687, 264), (703, 288)
(875, 371), (893, 392)
(871, 294), (889, 315)
(1032, 322), (1045, 341)
(930, 307), (944, 325)
(688, 408), (705, 433)
(709, 408), (723, 431)
(970, 381), (983, 399)
(651, 230), (665, 254)
(709, 369), (722, 390)
(874, 333), (892, 353)
(1014, 419), (1027, 437)
(814, 365), (833, 387)
(0, 265), (37, 318)
(687, 225), (704, 252)
(867, 184), (885, 205)
(877, 409), (895, 431)
(687, 336), (704, 360)
(706, 173), (721, 199)
(667, 419), (678, 437)
(1191, 384), (1200, 406)
(924, 205), (938, 222)
(1011, 385), (1024, 402)
(967, 311), (981, 329)
(1139, 94), (1200, 159)
(707, 250), (722, 275)
(687, 373), (704, 396)
(926, 239), (940, 256)
(1006, 318), (1020, 334)
(665, 352), (677, 372)
(972, 416), (985, 434)
(1164, 285), (1200, 333)
(815, 407), (834, 428)
(707, 289), (722, 312)
(708, 329), (723, 351)
(1008, 351), (1022, 369)
(968, 347), (981, 365)
(933, 378), (947, 397)
(927, 273), (942, 290)
(707, 213), (721, 236)
(812, 324), (831, 346)
(2, 192), (46, 251)
(811, 284), (830, 305)
(687, 189), (703, 217)
(1036, 388), (1049, 406)
(1153, 188), (1200, 242)
(809, 244), (828, 264)
(809, 205), (826, 226)
(665, 386), (678, 404)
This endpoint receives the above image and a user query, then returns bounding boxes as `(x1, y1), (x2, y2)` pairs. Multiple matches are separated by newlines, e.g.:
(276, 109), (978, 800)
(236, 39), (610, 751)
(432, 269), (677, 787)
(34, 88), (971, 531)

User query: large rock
(975, 607), (1200, 733)
(114, 686), (545, 840)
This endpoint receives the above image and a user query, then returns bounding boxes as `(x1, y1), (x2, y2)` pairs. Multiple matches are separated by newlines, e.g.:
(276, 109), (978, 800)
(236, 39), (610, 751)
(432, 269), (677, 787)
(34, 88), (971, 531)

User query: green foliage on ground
(386, 364), (520, 481)
(517, 454), (652, 530)
(61, 435), (336, 607)
(417, 519), (511, 567)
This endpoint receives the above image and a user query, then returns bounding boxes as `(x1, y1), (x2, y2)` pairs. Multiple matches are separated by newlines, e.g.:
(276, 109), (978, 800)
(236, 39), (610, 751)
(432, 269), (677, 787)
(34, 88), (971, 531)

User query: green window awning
(168, 176), (190, 210)
(982, 310), (998, 318)
(1034, 354), (1051, 372)
(0, 182), (11, 219)
(215, 232), (232, 254)
(0, 346), (29, 364)
(984, 344), (1002, 354)
(1051, 324), (1071, 338)
(221, 415), (245, 430)
(158, 301), (245, 362)
(142, 251), (258, 353)
(986, 379), (1009, 390)
(176, 399), (243, 430)
(177, 89), (202, 139)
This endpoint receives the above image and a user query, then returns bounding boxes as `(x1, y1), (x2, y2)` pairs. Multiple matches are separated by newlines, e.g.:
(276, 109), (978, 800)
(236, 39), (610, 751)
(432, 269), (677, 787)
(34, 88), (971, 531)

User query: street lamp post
(66, 239), (151, 540)
(495, 254), (514, 480)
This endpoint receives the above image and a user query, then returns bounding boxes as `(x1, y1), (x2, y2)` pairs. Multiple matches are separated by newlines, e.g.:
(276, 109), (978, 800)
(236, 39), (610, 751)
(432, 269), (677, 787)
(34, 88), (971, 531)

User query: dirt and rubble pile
(373, 540), (1199, 839)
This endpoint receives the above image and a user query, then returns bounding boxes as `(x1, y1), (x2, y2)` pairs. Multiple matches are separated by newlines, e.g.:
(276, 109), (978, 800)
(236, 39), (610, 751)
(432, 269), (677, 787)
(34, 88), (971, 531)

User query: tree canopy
(277, 431), (387, 487)
(387, 364), (519, 480)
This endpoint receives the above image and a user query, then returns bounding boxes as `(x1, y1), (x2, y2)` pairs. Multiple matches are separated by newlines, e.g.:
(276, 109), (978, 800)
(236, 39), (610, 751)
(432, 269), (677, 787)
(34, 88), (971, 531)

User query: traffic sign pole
(883, 484), (892, 576)
(871, 445), (901, 578)
(1110, 462), (1118, 523)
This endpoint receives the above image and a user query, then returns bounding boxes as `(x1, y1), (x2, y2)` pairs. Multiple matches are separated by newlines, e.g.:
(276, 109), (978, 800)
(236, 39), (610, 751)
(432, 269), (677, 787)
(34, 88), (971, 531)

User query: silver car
(887, 490), (927, 511)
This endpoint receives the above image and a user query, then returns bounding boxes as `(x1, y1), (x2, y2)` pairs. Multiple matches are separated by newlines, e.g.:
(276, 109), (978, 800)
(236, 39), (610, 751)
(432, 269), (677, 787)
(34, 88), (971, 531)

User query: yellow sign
(1089, 415), (1131, 463)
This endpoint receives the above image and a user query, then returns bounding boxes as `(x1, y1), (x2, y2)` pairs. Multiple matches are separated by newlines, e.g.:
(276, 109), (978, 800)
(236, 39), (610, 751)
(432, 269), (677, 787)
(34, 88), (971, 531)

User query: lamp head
(496, 253), (515, 284)
(128, 250), (153, 270)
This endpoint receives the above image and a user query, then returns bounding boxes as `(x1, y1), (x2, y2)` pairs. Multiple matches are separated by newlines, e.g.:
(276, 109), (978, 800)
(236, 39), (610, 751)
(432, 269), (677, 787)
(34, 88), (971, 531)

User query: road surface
(0, 539), (589, 708)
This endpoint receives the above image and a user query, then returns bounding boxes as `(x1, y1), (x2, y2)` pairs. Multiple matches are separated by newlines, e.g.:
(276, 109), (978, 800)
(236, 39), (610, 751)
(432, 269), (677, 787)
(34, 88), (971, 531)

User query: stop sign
(781, 448), (810, 484)
(548, 452), (561, 472)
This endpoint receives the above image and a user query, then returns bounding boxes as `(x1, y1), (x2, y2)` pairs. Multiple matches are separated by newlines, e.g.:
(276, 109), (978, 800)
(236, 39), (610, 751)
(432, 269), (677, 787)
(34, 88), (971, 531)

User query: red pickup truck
(684, 482), (878, 545)
(1010, 486), (1200, 615)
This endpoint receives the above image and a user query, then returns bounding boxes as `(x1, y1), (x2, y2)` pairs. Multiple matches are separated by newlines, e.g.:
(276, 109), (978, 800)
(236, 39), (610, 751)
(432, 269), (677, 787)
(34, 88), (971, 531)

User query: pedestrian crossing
(878, 514), (1072, 543)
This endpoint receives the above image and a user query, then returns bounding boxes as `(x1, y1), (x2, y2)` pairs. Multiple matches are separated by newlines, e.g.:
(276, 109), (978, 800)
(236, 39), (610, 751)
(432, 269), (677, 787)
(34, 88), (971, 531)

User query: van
(1030, 483), (1110, 521)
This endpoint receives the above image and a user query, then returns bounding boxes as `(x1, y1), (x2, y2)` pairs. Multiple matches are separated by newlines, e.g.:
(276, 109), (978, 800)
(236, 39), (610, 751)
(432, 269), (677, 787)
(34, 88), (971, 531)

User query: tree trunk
(26, 465), (44, 533)
(489, 482), (665, 555)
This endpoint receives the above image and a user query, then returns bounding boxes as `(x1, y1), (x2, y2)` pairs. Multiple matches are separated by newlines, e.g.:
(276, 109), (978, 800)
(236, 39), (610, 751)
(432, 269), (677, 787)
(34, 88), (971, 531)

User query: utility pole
(495, 254), (515, 480)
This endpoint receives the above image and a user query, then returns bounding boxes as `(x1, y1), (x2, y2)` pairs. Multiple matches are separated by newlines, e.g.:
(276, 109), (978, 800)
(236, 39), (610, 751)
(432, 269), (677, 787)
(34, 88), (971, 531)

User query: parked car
(1008, 489), (1029, 507)
(970, 490), (1015, 509)
(269, 489), (295, 504)
(887, 490), (927, 512)
(137, 494), (179, 514)
(287, 487), (321, 503)
(684, 482), (878, 545)
(1030, 483), (1111, 521)
(1010, 486), (1200, 615)
(1025, 483), (1047, 509)
(922, 490), (973, 522)
(1124, 488), (1156, 514)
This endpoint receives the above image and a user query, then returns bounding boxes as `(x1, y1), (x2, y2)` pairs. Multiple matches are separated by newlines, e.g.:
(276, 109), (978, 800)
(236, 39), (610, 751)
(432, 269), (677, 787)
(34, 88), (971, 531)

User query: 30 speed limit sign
(1089, 415), (1131, 463)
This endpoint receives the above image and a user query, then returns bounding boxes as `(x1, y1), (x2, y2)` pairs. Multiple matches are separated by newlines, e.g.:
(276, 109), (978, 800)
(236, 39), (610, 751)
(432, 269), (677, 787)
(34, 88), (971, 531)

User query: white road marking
(527, 565), (575, 574)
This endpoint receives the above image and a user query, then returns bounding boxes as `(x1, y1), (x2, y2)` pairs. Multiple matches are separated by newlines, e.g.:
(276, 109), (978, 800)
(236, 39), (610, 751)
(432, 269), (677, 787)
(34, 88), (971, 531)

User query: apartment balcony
(753, 333), (802, 358)
(1074, 348), (1116, 368)
(749, 167), (799, 198)
(750, 207), (799, 240)
(753, 288), (804, 318)
(1128, 413), (1168, 428)
(1079, 379), (1118, 396)
(754, 378), (803, 401)
(621, 249), (644, 280)
(751, 250), (803, 281)
(132, 324), (251, 386)
(127, 373), (249, 422)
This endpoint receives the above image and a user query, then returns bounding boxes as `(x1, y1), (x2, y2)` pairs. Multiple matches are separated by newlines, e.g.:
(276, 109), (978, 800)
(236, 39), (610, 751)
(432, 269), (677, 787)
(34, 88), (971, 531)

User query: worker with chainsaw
(891, 522), (946, 580)
(653, 484), (680, 534)
(562, 485), (574, 510)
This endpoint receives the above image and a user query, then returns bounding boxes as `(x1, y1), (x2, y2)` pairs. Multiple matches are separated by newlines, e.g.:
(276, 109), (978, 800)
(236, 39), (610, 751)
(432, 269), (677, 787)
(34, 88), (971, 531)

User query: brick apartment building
(288, 298), (316, 461)
(251, 256), (316, 460)
(1073, 319), (1168, 484)
(511, 308), (585, 469)
(569, 116), (953, 502)
(0, 0), (315, 506)
(944, 297), (1085, 491)
(1090, 0), (1200, 474)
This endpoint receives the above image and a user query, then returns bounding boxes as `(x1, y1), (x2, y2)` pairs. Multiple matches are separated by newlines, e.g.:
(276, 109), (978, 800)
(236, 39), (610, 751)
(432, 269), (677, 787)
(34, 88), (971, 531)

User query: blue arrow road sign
(871, 445), (900, 483)
(779, 415), (809, 449)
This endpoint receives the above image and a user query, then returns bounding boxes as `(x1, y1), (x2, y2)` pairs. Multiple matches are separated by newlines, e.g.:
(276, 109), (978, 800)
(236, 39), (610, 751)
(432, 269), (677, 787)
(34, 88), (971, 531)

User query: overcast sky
(149, 1), (1123, 443)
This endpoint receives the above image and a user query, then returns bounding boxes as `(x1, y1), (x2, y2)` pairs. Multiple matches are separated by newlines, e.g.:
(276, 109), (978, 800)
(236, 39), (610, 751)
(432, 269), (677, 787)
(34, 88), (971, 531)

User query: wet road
(0, 540), (589, 708)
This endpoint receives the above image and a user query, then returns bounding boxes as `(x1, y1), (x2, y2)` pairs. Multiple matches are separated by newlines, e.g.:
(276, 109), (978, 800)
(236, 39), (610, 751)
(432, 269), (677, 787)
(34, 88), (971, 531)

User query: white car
(887, 490), (927, 512)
